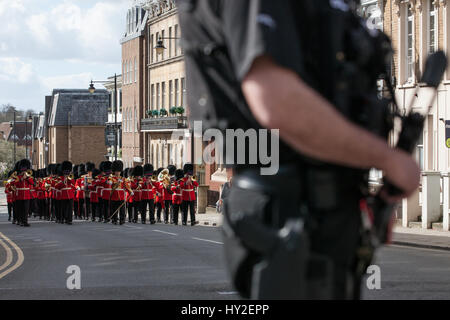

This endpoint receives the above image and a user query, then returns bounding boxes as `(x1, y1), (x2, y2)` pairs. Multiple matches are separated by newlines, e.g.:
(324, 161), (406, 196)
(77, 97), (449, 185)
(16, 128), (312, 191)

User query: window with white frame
(169, 80), (173, 107)
(134, 57), (137, 83)
(134, 107), (137, 132)
(175, 79), (179, 106)
(151, 34), (154, 64)
(407, 4), (414, 81)
(174, 25), (179, 56)
(162, 82), (166, 109)
(181, 77), (186, 107)
(156, 83), (160, 109)
(151, 84), (155, 110)
(169, 27), (172, 58)
(429, 0), (437, 54)
(161, 29), (165, 60)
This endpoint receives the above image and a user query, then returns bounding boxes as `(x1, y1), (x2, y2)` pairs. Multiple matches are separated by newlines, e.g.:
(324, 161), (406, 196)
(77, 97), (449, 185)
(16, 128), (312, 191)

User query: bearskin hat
(103, 161), (112, 173)
(18, 159), (31, 171)
(72, 164), (79, 179)
(39, 169), (47, 178)
(56, 163), (63, 176)
(167, 165), (176, 176)
(99, 161), (105, 172)
(143, 164), (154, 175)
(183, 163), (194, 175)
(175, 169), (184, 181)
(156, 167), (164, 176)
(112, 160), (123, 173)
(13, 161), (20, 173)
(50, 164), (58, 175)
(123, 168), (129, 178)
(62, 161), (72, 174)
(133, 165), (143, 177)
(127, 167), (134, 177)
(92, 168), (100, 179)
(78, 164), (86, 176)
(86, 162), (95, 172)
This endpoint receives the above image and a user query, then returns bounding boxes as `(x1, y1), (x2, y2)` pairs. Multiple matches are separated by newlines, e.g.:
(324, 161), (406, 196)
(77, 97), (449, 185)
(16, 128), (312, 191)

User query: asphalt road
(1, 211), (449, 300)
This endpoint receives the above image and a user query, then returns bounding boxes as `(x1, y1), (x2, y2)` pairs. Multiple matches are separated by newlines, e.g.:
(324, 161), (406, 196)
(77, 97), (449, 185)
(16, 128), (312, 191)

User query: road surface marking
(0, 232), (24, 280)
(192, 237), (223, 245)
(0, 236), (13, 273)
(123, 225), (143, 230)
(218, 291), (238, 295)
(153, 230), (178, 236)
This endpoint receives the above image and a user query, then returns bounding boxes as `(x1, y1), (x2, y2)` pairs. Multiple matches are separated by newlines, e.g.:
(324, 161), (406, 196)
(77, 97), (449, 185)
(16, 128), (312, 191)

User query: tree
(0, 139), (26, 171)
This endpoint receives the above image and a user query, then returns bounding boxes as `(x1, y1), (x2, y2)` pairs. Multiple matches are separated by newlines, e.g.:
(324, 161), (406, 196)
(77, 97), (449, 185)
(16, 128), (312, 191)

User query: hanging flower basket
(159, 108), (168, 116)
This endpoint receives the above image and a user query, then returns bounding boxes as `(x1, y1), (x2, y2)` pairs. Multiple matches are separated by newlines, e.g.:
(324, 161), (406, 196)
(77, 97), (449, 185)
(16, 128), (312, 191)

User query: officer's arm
(241, 56), (420, 198)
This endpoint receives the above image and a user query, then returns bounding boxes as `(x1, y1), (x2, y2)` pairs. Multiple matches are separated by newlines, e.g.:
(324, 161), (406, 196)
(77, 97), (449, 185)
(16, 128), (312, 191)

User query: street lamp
(155, 36), (180, 55)
(9, 113), (16, 164)
(89, 74), (118, 161)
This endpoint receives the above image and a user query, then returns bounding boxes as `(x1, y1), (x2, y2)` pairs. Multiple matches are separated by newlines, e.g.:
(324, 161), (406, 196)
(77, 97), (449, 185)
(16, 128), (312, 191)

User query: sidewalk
(392, 226), (450, 251)
(196, 207), (223, 227)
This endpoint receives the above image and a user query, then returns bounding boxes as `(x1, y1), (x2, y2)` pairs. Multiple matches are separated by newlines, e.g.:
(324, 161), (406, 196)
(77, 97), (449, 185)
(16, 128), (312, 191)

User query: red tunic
(171, 182), (183, 205)
(12, 174), (34, 200)
(55, 177), (76, 200)
(110, 176), (129, 201)
(101, 175), (113, 200)
(140, 177), (155, 200)
(5, 182), (14, 203)
(180, 177), (199, 202)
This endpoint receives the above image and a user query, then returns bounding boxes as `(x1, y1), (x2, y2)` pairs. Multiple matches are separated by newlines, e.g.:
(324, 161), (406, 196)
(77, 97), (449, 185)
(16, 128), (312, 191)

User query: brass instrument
(158, 169), (171, 188)
(68, 173), (74, 180)
(26, 169), (33, 178)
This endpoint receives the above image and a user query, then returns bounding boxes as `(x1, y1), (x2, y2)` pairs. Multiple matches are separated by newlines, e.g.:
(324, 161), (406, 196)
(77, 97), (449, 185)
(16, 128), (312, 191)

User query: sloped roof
(48, 89), (109, 127)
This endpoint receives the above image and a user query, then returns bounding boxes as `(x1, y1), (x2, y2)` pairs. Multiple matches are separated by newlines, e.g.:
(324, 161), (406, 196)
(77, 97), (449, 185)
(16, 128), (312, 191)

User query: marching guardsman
(180, 163), (199, 226)
(55, 161), (75, 225)
(36, 169), (47, 220)
(72, 165), (80, 219)
(5, 170), (16, 222)
(154, 168), (165, 223)
(75, 164), (88, 220)
(11, 159), (34, 227)
(165, 165), (176, 224)
(54, 164), (64, 223)
(30, 170), (37, 218)
(123, 168), (132, 222)
(159, 168), (173, 224)
(43, 167), (52, 221)
(141, 164), (155, 224)
(85, 162), (95, 221)
(171, 169), (184, 225)
(100, 161), (113, 223)
(130, 166), (144, 223)
(89, 168), (100, 221)
(96, 162), (105, 222)
(109, 160), (132, 225)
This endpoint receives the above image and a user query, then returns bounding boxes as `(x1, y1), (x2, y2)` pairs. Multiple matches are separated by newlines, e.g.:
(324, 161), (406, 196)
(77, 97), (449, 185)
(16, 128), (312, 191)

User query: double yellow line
(0, 232), (24, 280)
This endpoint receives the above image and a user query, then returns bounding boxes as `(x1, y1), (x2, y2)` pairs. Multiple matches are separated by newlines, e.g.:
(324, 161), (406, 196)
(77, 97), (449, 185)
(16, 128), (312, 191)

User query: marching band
(4, 159), (199, 227)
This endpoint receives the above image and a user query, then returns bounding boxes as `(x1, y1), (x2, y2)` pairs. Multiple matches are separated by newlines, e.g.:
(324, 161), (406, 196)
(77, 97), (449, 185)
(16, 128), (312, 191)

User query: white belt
(103, 188), (112, 191)
(184, 189), (194, 192)
(62, 188), (72, 191)
(16, 188), (30, 190)
(114, 189), (124, 191)
(142, 189), (153, 191)
(174, 193), (182, 196)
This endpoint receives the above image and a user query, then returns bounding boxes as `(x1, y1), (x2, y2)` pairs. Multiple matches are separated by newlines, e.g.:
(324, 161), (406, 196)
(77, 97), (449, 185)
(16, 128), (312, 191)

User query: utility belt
(223, 163), (365, 299)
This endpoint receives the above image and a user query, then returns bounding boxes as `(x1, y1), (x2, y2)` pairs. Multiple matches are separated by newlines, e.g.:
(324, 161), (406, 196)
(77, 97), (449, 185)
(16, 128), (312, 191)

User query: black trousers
(110, 200), (125, 223)
(85, 198), (91, 219)
(15, 200), (30, 225)
(97, 199), (103, 221)
(60, 199), (73, 223)
(163, 200), (171, 223)
(38, 199), (46, 218)
(182, 201), (196, 225)
(172, 203), (181, 224)
(141, 199), (155, 223)
(156, 202), (163, 221)
(74, 199), (79, 218)
(103, 199), (111, 221)
(54, 200), (62, 222)
(7, 202), (13, 220)
(91, 201), (98, 220)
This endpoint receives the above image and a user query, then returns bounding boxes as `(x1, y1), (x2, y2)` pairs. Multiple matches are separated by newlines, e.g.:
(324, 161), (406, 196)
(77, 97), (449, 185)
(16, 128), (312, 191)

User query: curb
(391, 241), (450, 251)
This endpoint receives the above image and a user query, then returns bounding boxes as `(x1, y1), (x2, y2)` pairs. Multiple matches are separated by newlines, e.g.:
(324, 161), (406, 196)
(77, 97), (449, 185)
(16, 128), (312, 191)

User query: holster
(222, 165), (333, 300)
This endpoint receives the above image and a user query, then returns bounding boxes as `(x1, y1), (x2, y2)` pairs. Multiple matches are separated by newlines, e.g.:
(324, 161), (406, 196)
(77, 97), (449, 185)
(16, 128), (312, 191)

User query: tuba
(158, 169), (171, 188)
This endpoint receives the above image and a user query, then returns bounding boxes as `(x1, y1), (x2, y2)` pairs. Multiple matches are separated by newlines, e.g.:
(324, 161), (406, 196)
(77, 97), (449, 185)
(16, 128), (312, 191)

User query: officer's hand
(381, 149), (420, 202)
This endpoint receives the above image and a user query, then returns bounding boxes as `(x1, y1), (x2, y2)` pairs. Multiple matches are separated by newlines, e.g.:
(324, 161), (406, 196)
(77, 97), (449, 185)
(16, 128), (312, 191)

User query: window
(134, 57), (137, 83)
(174, 25), (178, 55)
(151, 34), (154, 64)
(156, 32), (159, 62)
(169, 27), (172, 58)
(181, 78), (186, 107)
(123, 110), (127, 132)
(407, 4), (414, 81)
(161, 29), (165, 60)
(134, 107), (137, 132)
(122, 61), (125, 84)
(129, 60), (132, 84)
(124, 62), (127, 84)
(151, 84), (155, 110)
(162, 82), (166, 109)
(169, 80), (173, 107)
(175, 79), (179, 106)
(429, 0), (437, 54)
(157, 83), (160, 109)
(129, 109), (132, 133)
(119, 89), (122, 113)
(416, 132), (424, 170)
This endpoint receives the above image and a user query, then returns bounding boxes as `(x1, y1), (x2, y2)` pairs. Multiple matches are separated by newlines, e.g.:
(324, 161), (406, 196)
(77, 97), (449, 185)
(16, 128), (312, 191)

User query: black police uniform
(179, 0), (364, 299)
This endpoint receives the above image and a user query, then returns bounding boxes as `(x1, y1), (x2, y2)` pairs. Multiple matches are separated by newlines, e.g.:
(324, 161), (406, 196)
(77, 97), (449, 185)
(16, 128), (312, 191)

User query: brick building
(120, 6), (148, 167)
(104, 74), (123, 162)
(43, 89), (109, 166)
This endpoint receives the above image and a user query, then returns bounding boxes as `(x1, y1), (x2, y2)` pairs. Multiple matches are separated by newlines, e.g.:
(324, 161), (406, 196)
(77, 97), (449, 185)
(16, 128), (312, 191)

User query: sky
(0, 0), (136, 112)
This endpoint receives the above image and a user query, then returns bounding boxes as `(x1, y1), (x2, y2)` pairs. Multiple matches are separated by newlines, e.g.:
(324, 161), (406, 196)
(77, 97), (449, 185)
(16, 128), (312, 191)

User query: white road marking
(217, 291), (238, 295)
(153, 230), (178, 236)
(192, 237), (223, 245)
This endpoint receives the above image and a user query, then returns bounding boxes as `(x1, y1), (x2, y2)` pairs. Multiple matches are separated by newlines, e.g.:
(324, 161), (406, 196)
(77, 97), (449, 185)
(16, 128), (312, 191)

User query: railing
(141, 115), (187, 131)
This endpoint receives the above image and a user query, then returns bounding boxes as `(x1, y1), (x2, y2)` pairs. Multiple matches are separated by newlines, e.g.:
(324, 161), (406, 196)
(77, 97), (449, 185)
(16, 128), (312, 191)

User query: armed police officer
(178, 0), (420, 299)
